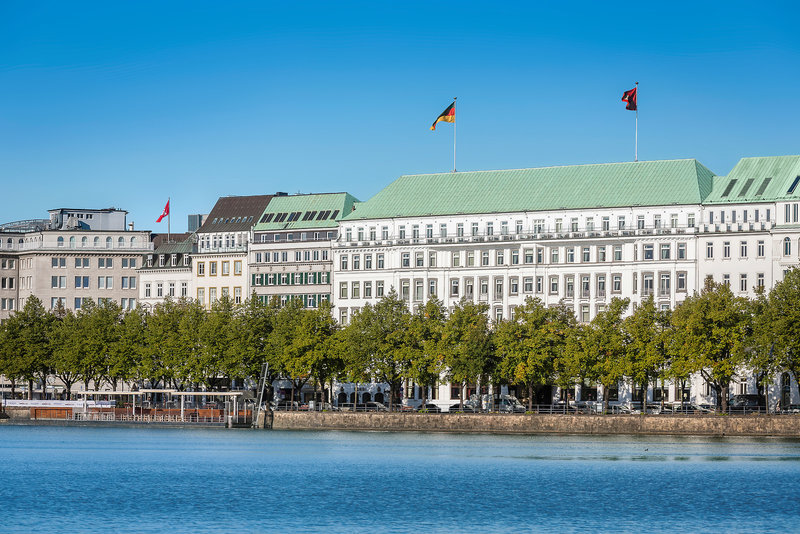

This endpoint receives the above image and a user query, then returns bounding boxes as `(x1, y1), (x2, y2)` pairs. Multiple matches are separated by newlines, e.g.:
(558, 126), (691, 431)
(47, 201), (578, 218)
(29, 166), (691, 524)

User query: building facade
(138, 233), (195, 309)
(0, 208), (152, 321)
(249, 192), (357, 307)
(332, 156), (800, 408)
(193, 195), (273, 308)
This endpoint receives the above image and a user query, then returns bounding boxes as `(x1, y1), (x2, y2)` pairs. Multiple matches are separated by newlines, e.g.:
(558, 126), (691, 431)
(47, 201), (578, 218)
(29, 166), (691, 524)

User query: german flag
(430, 102), (455, 130)
(621, 87), (637, 111)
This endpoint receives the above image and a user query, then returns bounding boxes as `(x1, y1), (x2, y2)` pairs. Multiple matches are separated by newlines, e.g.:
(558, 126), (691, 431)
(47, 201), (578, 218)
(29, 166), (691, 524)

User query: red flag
(621, 87), (637, 111)
(156, 200), (170, 222)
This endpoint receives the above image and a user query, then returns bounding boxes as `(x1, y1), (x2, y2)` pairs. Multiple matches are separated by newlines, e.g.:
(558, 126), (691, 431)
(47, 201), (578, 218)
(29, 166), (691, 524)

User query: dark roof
(150, 233), (195, 253)
(197, 195), (274, 234)
(151, 232), (193, 250)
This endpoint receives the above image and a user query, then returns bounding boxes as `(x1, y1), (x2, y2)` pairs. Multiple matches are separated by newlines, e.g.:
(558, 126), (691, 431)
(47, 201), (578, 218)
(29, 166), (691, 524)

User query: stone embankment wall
(272, 412), (800, 437)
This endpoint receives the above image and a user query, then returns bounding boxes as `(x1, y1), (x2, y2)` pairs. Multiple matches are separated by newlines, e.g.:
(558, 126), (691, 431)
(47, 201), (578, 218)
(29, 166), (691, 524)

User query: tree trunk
(721, 383), (729, 412)
(528, 381), (534, 411)
(602, 385), (609, 415)
(28, 379), (33, 400)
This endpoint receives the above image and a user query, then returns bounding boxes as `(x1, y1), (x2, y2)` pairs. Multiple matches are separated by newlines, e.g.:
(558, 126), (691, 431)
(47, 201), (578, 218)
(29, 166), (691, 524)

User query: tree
(108, 306), (147, 391)
(4, 296), (53, 398)
(495, 298), (572, 411)
(195, 295), (237, 389)
(407, 297), (447, 408)
(670, 281), (751, 411)
(760, 268), (800, 408)
(441, 299), (494, 408)
(49, 309), (82, 399)
(586, 298), (629, 413)
(623, 296), (671, 408)
(342, 290), (412, 410)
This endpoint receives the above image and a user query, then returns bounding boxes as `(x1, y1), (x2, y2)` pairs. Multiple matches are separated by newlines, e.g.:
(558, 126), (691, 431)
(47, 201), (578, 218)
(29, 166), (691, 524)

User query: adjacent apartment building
(249, 192), (358, 307)
(0, 208), (152, 321)
(193, 195), (273, 307)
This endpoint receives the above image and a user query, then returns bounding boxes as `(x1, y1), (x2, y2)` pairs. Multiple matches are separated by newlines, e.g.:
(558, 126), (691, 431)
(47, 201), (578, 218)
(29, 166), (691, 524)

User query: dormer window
(171, 254), (177, 267)
(147, 255), (153, 267)
(183, 255), (190, 266)
(159, 255), (166, 267)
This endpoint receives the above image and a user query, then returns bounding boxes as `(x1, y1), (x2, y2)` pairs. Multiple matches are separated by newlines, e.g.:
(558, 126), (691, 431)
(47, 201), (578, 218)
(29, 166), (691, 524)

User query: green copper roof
(702, 155), (800, 204)
(254, 193), (359, 230)
(344, 159), (715, 220)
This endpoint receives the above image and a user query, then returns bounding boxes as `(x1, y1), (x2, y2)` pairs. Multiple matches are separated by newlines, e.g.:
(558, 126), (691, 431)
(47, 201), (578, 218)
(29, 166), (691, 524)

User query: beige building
(193, 195), (273, 307)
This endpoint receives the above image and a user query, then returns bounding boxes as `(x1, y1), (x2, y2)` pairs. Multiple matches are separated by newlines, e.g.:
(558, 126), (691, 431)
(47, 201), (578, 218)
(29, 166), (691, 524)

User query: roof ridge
(398, 159), (699, 178)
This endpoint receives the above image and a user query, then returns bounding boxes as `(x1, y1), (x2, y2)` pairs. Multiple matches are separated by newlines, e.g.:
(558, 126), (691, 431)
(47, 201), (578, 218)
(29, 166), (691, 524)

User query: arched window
(130, 236), (137, 247)
(69, 236), (75, 248)
(57, 236), (64, 247)
(94, 237), (100, 247)
(106, 237), (112, 249)
(81, 237), (87, 247)
(118, 237), (124, 248)
(6, 238), (12, 249)
(784, 237), (791, 256)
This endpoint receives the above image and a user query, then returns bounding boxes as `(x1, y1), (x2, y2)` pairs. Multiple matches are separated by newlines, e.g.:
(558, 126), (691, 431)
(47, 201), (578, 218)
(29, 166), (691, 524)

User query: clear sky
(1, 1), (798, 232)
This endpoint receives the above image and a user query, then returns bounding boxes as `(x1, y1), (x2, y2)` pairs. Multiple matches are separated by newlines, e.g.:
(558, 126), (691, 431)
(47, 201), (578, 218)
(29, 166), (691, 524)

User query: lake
(1, 425), (799, 532)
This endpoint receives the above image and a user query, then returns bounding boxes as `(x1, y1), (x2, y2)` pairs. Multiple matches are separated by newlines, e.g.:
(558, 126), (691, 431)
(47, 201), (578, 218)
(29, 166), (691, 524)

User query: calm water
(1, 425), (799, 533)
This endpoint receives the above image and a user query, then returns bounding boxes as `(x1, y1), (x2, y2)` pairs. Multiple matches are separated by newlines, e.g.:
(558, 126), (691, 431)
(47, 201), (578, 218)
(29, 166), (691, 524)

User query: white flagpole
(635, 82), (639, 162)
(167, 197), (171, 243)
(453, 97), (457, 173)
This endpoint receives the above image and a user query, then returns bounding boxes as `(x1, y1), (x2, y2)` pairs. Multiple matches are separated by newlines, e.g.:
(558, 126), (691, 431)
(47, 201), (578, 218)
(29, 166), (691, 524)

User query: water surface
(1, 425), (799, 532)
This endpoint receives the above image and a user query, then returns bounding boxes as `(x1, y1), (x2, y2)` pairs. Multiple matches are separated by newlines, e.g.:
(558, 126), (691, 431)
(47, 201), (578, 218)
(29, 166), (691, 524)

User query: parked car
(497, 396), (526, 413)
(363, 402), (388, 412)
(417, 403), (442, 413)
(448, 403), (477, 413)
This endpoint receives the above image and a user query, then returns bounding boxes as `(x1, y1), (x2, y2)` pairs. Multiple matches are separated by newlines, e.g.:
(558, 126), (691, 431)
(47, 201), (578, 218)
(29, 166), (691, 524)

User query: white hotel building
(332, 155), (800, 408)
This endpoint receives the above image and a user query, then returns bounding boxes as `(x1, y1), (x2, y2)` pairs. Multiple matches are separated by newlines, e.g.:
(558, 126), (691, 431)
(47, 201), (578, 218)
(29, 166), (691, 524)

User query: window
(428, 279), (436, 297)
(168, 282), (175, 297)
(670, 214), (678, 228)
(515, 220), (523, 234)
(471, 223), (479, 236)
(377, 254), (384, 269)
(757, 273), (765, 289)
(467, 251), (475, 266)
(677, 272), (686, 291)
(364, 281), (373, 298)
(182, 282), (188, 297)
(429, 252), (436, 268)
(382, 227), (389, 240)
(402, 253), (410, 268)
(439, 224), (447, 238)
(452, 252), (460, 267)
(340, 255), (348, 270)
(740, 241), (747, 258)
(511, 250), (519, 265)
(222, 261), (230, 275)
(536, 276), (543, 293)
(613, 245), (622, 261)
(415, 253), (423, 268)
(414, 280), (423, 301)
(457, 223), (464, 237)
(570, 218), (578, 232)
(643, 244), (654, 260)
(481, 251), (489, 266)
(401, 281), (409, 300)
(549, 276), (558, 295)
(145, 283), (151, 297)
(566, 248), (575, 263)
(706, 242), (714, 259)
(582, 247), (590, 262)
(510, 278), (519, 295)
(524, 248), (533, 264)
(643, 274), (654, 296)
(618, 216), (625, 230)
(660, 244), (670, 260)
(723, 242), (731, 258)
(688, 213), (695, 227)
(602, 217), (610, 231)
(523, 277), (533, 293)
(740, 274), (747, 292)
(234, 261), (242, 275)
(353, 255), (361, 270)
(210, 262), (217, 275)
(723, 274), (730, 287)
(496, 250), (504, 265)
(598, 246), (606, 262)
(339, 282), (348, 299)
(352, 282), (360, 299)
(365, 254), (373, 269)
(637, 215), (645, 229)
(494, 279), (503, 299)
(480, 279), (489, 296)
(612, 275), (622, 293)
(677, 243), (686, 259)
(757, 240), (765, 258)
(412, 225), (419, 239)
(551, 248), (559, 264)
(486, 222), (493, 236)
(376, 281), (384, 297)
(597, 275), (606, 297)
(660, 274), (670, 296)
(106, 237), (112, 249)
(784, 237), (792, 256)
(57, 236), (64, 247)
(451, 279), (459, 297)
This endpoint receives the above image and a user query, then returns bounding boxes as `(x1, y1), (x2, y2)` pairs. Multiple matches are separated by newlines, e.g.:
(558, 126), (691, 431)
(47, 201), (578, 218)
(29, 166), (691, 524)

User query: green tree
(4, 296), (53, 398)
(49, 309), (82, 399)
(495, 298), (572, 410)
(670, 281), (751, 411)
(107, 306), (148, 391)
(407, 297), (447, 408)
(760, 268), (800, 408)
(342, 290), (412, 410)
(441, 299), (494, 408)
(623, 296), (671, 408)
(586, 297), (629, 413)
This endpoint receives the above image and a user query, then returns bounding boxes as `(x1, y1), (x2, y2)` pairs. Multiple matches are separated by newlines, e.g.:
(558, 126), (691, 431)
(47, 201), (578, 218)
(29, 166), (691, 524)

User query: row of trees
(2, 270), (800, 411)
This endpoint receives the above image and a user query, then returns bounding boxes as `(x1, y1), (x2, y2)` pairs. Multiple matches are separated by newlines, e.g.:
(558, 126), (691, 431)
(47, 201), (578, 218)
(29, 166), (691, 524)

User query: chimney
(128, 222), (134, 231)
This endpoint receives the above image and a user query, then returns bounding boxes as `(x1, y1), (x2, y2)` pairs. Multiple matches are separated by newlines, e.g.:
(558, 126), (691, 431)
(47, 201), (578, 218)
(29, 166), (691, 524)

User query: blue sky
(1, 1), (798, 232)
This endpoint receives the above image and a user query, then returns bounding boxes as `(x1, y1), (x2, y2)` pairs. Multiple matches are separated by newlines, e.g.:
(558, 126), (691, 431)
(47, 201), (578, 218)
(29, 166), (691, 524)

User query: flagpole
(167, 197), (171, 243)
(634, 82), (639, 162)
(452, 97), (457, 173)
